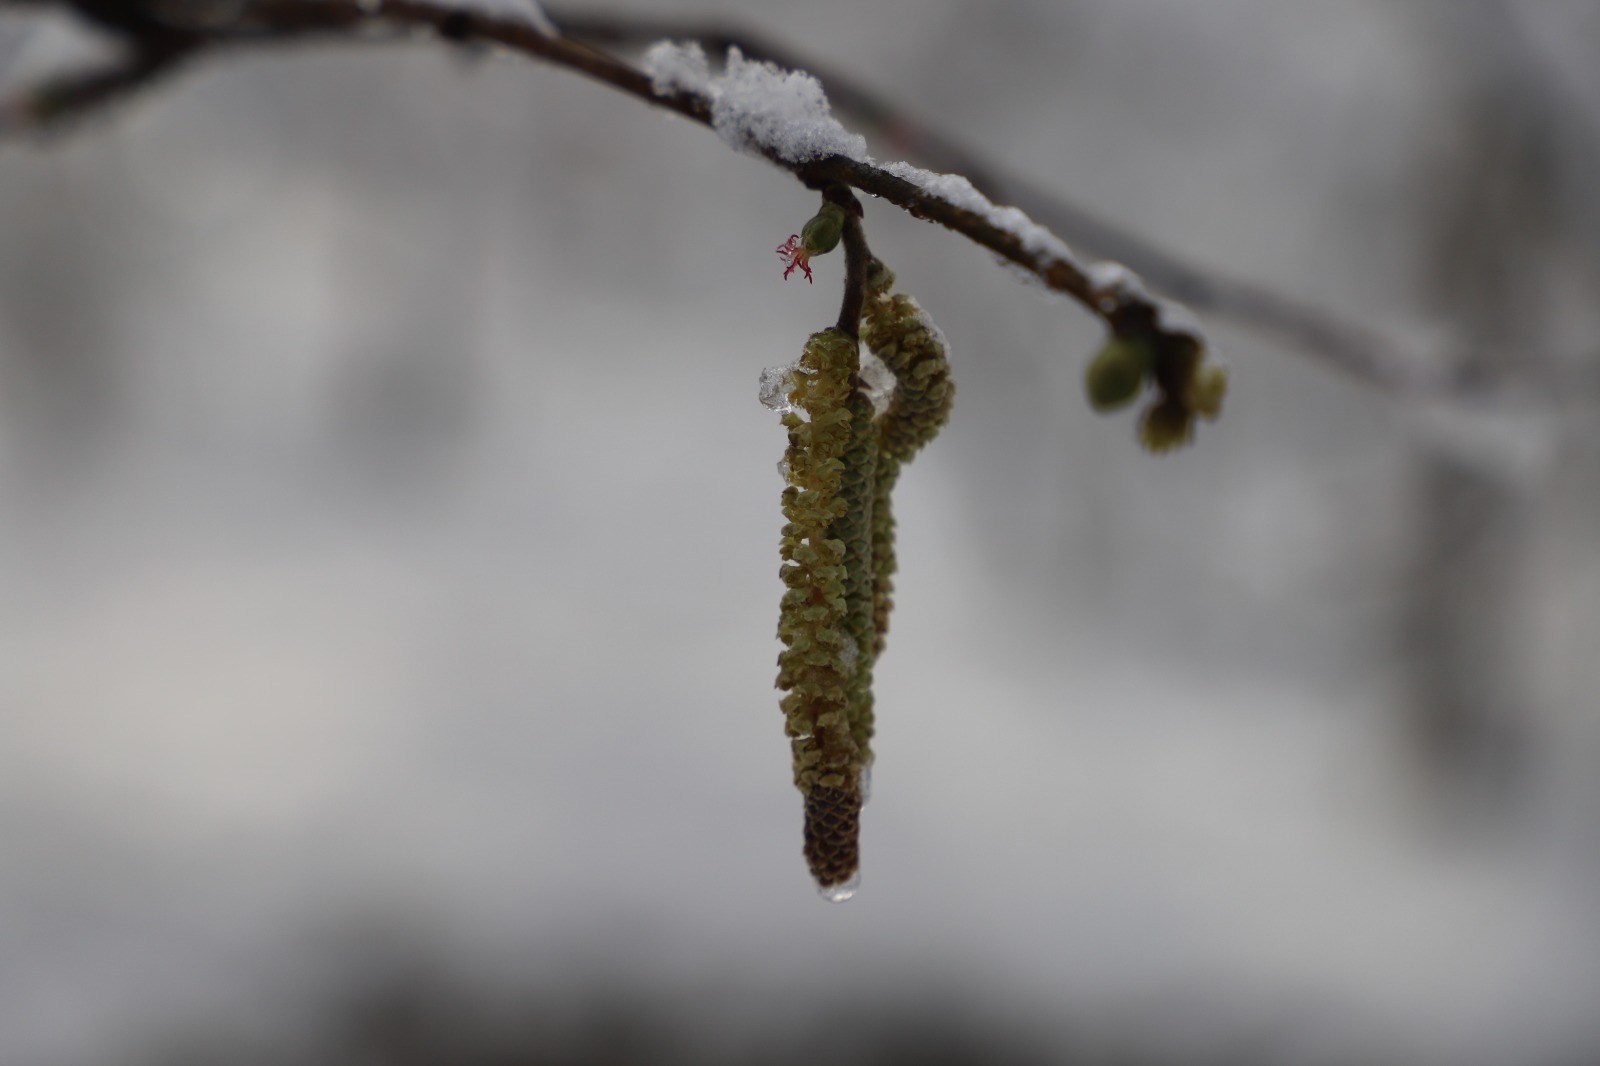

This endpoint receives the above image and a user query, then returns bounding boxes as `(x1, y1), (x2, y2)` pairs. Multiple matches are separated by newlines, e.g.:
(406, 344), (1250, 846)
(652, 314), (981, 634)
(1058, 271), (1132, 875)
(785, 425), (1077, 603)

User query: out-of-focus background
(3, 2), (1599, 1063)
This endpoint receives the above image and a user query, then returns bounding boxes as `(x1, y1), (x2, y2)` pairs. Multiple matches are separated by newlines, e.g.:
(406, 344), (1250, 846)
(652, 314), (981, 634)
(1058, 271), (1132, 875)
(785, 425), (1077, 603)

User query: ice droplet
(819, 873), (860, 903)
(777, 458), (791, 481)
(858, 759), (873, 805)
(758, 365), (797, 413)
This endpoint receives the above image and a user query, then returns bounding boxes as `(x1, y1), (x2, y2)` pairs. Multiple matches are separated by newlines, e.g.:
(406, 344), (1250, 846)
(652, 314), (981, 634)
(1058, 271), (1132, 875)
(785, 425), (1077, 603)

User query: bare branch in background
(1, 0), (1596, 402)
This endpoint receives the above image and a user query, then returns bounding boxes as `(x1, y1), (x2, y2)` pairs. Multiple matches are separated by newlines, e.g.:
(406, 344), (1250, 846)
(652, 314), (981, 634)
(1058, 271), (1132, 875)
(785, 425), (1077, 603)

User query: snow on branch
(548, 7), (1600, 404)
(3, 0), (1594, 402)
(0, 0), (1207, 360)
(643, 41), (867, 164)
(634, 38), (1204, 355)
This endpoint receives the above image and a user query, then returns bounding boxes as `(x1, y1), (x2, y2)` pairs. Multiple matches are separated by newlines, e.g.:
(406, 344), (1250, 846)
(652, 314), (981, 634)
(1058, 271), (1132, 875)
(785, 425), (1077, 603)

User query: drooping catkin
(859, 260), (954, 658)
(831, 386), (879, 758)
(769, 265), (953, 897)
(867, 462), (902, 660)
(774, 328), (866, 889)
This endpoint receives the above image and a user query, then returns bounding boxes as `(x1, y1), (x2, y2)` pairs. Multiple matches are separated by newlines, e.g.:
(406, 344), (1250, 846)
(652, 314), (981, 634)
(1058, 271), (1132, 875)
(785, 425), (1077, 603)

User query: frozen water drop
(858, 759), (873, 805)
(759, 365), (797, 413)
(819, 873), (860, 903)
(777, 458), (791, 481)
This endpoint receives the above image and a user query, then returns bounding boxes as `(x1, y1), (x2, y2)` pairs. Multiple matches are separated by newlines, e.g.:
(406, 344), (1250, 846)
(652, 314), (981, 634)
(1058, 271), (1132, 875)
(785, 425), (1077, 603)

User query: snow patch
(644, 43), (868, 164)
(883, 161), (1075, 264)
(1085, 260), (1141, 295)
(643, 39), (713, 95)
(1087, 257), (1204, 339)
(881, 164), (1202, 342)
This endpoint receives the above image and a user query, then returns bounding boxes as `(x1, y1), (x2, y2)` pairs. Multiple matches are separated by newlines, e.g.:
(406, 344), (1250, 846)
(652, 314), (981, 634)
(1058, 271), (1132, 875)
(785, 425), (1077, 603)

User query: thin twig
(0, 24), (195, 132)
(3, 0), (1596, 402)
(830, 187), (870, 337)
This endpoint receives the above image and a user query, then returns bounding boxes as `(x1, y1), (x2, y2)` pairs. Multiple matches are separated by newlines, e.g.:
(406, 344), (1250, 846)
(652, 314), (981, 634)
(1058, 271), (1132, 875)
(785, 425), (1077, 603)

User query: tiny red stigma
(776, 234), (813, 283)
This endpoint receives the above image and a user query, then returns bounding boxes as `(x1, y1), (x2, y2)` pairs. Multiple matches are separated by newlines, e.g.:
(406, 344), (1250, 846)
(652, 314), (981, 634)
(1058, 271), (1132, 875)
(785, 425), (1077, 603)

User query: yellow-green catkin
(775, 328), (866, 889)
(859, 260), (954, 658)
(867, 464), (903, 660)
(831, 386), (880, 759)
(771, 267), (953, 895)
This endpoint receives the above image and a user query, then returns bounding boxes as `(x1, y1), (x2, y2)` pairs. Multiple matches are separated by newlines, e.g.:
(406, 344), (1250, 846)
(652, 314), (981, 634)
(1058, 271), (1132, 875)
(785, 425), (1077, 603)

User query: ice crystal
(758, 364), (799, 414)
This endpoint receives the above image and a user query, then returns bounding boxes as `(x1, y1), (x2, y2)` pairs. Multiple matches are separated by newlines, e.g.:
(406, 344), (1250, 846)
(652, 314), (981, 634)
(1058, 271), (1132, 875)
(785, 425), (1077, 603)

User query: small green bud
(1084, 336), (1153, 412)
(1186, 363), (1228, 420)
(1138, 398), (1194, 453)
(801, 202), (847, 257)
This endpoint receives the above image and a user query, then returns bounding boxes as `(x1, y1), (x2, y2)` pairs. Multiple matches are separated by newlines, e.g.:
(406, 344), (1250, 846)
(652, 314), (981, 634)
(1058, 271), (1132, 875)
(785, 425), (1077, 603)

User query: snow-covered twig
(3, 0), (1596, 403)
(550, 6), (1600, 404)
(0, 0), (1203, 354)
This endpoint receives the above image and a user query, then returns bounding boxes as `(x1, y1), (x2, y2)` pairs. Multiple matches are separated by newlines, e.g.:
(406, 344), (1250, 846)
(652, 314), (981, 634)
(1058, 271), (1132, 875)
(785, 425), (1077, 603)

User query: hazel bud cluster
(1083, 328), (1227, 452)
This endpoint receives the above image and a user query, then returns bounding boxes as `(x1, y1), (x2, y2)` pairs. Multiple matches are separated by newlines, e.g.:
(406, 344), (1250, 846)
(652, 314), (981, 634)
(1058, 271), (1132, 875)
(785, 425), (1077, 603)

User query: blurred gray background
(2, 2), (1600, 1063)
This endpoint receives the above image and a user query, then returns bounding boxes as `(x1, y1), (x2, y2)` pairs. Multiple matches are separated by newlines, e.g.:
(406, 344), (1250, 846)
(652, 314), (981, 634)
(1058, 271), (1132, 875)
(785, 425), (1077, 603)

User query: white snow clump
(882, 162), (1075, 264)
(643, 42), (868, 164)
(1085, 260), (1205, 339)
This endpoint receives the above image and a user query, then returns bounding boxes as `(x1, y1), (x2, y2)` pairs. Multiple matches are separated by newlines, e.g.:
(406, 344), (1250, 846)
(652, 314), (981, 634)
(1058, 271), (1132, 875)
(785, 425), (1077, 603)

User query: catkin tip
(803, 785), (862, 888)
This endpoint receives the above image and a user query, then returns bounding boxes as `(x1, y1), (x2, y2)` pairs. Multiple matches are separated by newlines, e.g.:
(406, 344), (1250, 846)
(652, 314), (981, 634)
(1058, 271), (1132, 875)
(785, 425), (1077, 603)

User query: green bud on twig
(1084, 325), (1226, 452)
(1186, 363), (1228, 420)
(801, 201), (847, 257)
(1084, 335), (1154, 412)
(1138, 397), (1194, 452)
(777, 202), (850, 284)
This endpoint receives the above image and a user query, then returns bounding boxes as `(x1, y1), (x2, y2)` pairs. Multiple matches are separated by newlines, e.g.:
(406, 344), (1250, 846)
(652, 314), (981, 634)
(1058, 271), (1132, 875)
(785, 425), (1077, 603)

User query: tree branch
(0, 0), (1205, 353)
(545, 6), (1600, 403)
(3, 0), (1596, 403)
